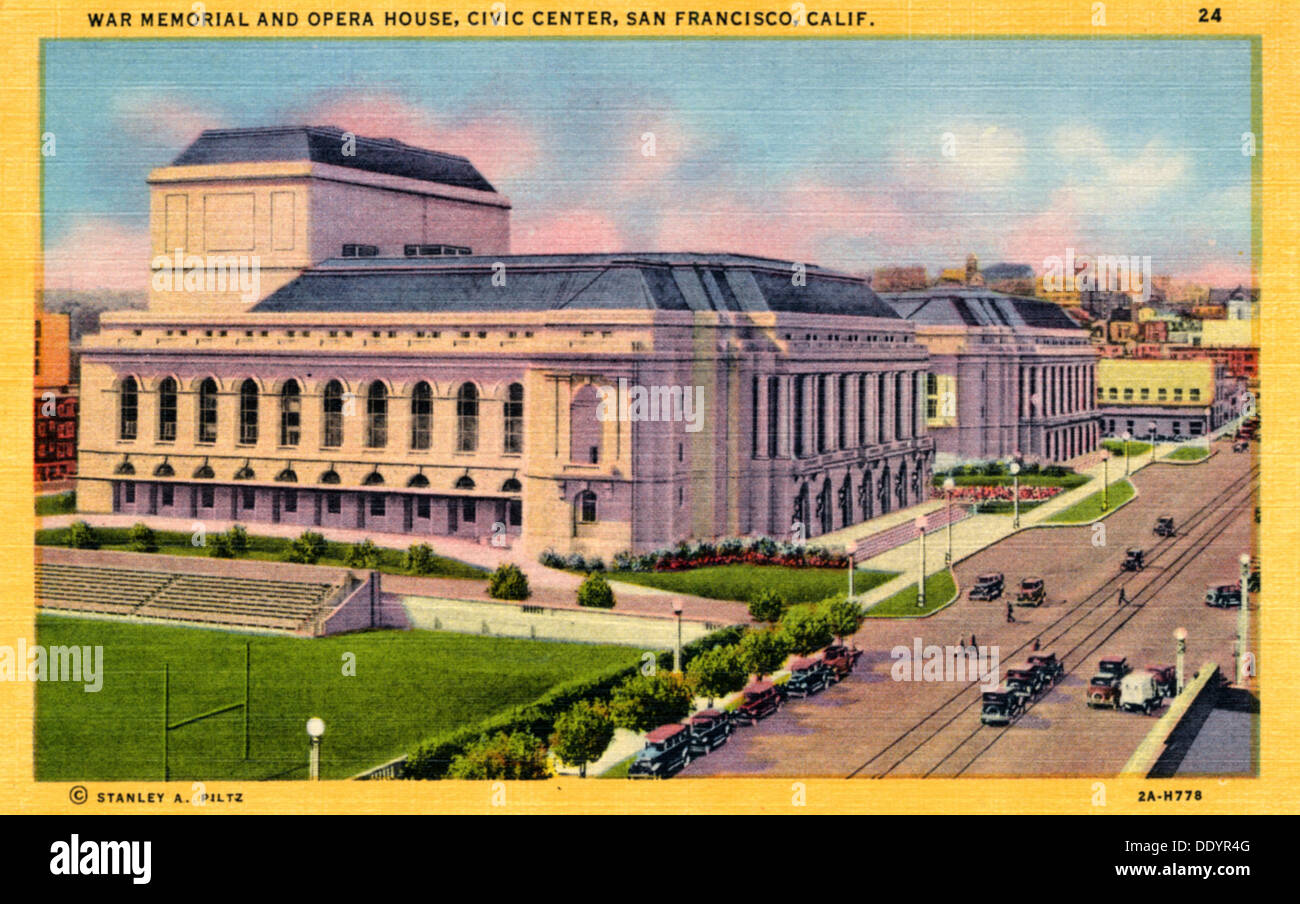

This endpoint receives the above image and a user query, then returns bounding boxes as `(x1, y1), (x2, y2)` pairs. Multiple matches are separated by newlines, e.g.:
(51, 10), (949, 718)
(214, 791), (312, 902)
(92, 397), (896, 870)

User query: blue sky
(42, 38), (1254, 290)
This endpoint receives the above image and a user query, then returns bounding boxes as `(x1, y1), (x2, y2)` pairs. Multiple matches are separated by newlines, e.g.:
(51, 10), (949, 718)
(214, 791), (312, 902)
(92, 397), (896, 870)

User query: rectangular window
(1158, 388), (1168, 401)
(327, 493), (341, 514)
(508, 499), (522, 527)
(1174, 388), (1184, 402)
(926, 373), (938, 420)
(201, 486), (214, 508)
(242, 488), (255, 510)
(1123, 388), (1134, 401)
(768, 376), (780, 458)
(284, 490), (297, 513)
(461, 498), (477, 523)
(1140, 388), (1150, 400)
(370, 494), (386, 517)
(161, 485), (174, 507)
(417, 496), (430, 519)
(1108, 387), (1118, 400)
(1190, 388), (1200, 401)
(123, 482), (135, 504)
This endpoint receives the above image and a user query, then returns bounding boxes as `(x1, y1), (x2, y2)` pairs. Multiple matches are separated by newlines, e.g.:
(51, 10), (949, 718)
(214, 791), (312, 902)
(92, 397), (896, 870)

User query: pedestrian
(1118, 587), (1128, 607)
(971, 634), (977, 649)
(1033, 637), (1040, 652)
(1006, 601), (1015, 623)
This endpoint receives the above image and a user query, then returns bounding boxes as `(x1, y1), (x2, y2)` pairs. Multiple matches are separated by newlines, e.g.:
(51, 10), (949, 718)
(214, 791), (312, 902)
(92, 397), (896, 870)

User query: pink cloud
(513, 208), (625, 254)
(44, 219), (150, 292)
(1181, 260), (1256, 289)
(111, 93), (226, 148)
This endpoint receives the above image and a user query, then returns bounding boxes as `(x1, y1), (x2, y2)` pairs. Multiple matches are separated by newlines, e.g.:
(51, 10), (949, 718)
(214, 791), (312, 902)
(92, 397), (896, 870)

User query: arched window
(197, 378), (218, 444)
(239, 379), (259, 445)
(503, 382), (524, 454)
(157, 377), (177, 442)
(577, 490), (598, 523)
(322, 380), (344, 448)
(279, 380), (301, 446)
(410, 381), (432, 450)
(569, 384), (601, 464)
(456, 383), (479, 452)
(119, 377), (138, 441)
(366, 382), (388, 448)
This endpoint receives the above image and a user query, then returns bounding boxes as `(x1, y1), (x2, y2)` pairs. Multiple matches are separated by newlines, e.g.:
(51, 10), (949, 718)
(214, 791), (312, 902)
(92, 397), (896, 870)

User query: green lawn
(1045, 479), (1135, 523)
(605, 564), (897, 605)
(933, 473), (1090, 489)
(598, 754), (636, 778)
(35, 616), (640, 781)
(864, 569), (957, 617)
(35, 526), (486, 581)
(1165, 445), (1210, 461)
(36, 492), (76, 516)
(1102, 439), (1154, 458)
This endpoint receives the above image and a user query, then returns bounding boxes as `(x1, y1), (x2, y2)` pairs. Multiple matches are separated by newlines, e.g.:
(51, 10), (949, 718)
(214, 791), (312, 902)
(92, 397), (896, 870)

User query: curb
(863, 568), (960, 619)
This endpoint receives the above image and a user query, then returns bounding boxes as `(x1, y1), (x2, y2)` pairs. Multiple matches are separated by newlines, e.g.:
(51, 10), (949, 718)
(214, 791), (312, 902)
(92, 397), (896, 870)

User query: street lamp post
(916, 515), (928, 609)
(1122, 431), (1131, 476)
(1238, 553), (1251, 684)
(306, 717), (325, 781)
(1009, 461), (1021, 529)
(1174, 628), (1187, 695)
(672, 600), (684, 674)
(1101, 451), (1110, 511)
(1149, 422), (1158, 464)
(943, 476), (956, 564)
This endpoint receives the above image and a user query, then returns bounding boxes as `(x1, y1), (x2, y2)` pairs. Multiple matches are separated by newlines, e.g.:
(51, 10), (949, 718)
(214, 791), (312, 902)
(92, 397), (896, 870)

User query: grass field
(1165, 445), (1210, 461)
(864, 569), (957, 617)
(605, 564), (897, 605)
(36, 492), (76, 516)
(1046, 479), (1136, 523)
(35, 526), (486, 581)
(1102, 439), (1154, 458)
(933, 473), (1090, 489)
(35, 616), (639, 781)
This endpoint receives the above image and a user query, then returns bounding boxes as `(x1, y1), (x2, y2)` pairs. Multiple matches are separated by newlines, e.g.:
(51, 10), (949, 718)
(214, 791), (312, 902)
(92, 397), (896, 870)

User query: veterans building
(77, 126), (934, 557)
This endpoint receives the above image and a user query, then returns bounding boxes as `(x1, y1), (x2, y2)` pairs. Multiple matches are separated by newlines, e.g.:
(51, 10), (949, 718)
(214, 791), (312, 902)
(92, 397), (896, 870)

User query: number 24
(1199, 8), (1222, 22)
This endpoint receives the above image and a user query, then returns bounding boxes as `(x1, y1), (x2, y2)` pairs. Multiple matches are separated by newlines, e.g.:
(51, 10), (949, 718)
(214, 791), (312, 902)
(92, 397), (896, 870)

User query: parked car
(969, 572), (1005, 601)
(1205, 584), (1242, 608)
(1145, 665), (1176, 700)
(1027, 652), (1065, 686)
(981, 687), (1026, 726)
(1121, 548), (1146, 572)
(1154, 516), (1175, 537)
(785, 657), (834, 698)
(1119, 671), (1163, 715)
(686, 709), (732, 755)
(1016, 577), (1046, 607)
(732, 681), (782, 725)
(627, 723), (693, 778)
(820, 643), (863, 679)
(1005, 665), (1044, 700)
(1233, 440), (1249, 453)
(1086, 673), (1122, 709)
(1098, 656), (1131, 680)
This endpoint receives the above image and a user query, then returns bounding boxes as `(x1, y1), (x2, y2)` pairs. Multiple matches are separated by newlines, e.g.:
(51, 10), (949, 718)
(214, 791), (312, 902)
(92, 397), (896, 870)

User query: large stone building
(76, 126), (935, 558)
(1096, 358), (1246, 441)
(882, 287), (1100, 467)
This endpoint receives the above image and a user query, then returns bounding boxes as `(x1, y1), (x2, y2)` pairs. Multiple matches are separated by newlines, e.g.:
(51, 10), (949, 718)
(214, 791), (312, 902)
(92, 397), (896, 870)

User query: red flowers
(929, 485), (1063, 503)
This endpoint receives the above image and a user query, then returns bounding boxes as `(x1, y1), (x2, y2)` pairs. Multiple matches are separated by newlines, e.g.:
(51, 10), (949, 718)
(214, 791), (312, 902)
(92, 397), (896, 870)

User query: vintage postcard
(1, 0), (1296, 842)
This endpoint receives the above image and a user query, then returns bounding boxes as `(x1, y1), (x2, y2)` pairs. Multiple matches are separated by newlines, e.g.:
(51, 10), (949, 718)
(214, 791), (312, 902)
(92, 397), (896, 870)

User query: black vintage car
(1121, 548), (1146, 571)
(1005, 666), (1043, 701)
(686, 709), (732, 755)
(980, 687), (1026, 726)
(1027, 652), (1065, 685)
(784, 657), (834, 698)
(1017, 577), (1046, 606)
(1154, 516), (1175, 537)
(627, 723), (693, 779)
(969, 572), (1005, 601)
(732, 681), (782, 725)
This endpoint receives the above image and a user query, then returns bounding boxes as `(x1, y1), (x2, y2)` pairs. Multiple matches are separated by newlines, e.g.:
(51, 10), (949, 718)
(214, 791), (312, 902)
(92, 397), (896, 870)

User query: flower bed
(928, 484), (1064, 503)
(543, 537), (850, 574)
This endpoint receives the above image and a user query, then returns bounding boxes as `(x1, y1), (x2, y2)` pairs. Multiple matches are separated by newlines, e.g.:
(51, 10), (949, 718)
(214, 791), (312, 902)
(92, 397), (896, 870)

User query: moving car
(969, 572), (1005, 601)
(1028, 652), (1064, 686)
(981, 687), (1026, 726)
(1005, 665), (1044, 700)
(1098, 656), (1131, 680)
(784, 657), (834, 698)
(732, 681), (782, 725)
(1205, 583), (1242, 608)
(627, 723), (693, 778)
(686, 709), (732, 755)
(1233, 440), (1249, 453)
(1121, 548), (1146, 572)
(1154, 516), (1175, 537)
(1119, 671), (1163, 715)
(1016, 577), (1046, 607)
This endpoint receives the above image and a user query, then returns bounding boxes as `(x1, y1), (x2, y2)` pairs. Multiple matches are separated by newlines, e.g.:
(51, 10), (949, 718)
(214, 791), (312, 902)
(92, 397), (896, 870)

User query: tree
(686, 644), (748, 708)
(609, 673), (693, 733)
(738, 628), (791, 681)
(576, 571), (616, 609)
(286, 530), (327, 565)
(748, 588), (787, 624)
(404, 543), (437, 575)
(346, 538), (381, 569)
(550, 701), (615, 777)
(825, 596), (866, 643)
(488, 562), (531, 600)
(780, 606), (835, 655)
(128, 522), (157, 553)
(446, 731), (551, 780)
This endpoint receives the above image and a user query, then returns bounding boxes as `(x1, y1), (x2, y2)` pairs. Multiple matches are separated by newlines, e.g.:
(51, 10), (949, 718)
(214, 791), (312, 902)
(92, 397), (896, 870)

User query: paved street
(689, 438), (1257, 777)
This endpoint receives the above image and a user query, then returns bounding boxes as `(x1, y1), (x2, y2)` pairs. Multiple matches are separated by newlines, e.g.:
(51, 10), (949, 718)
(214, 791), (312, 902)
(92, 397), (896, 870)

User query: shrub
(779, 605), (835, 656)
(686, 644), (748, 707)
(67, 520), (99, 550)
(738, 628), (791, 680)
(404, 543), (437, 575)
(748, 588), (787, 624)
(981, 461), (1005, 477)
(446, 731), (551, 780)
(549, 701), (615, 778)
(488, 562), (531, 600)
(128, 522), (157, 553)
(538, 548), (567, 569)
(345, 538), (381, 569)
(824, 595), (867, 642)
(208, 532), (234, 559)
(226, 524), (249, 555)
(576, 571), (615, 609)
(609, 673), (693, 733)
(286, 530), (327, 565)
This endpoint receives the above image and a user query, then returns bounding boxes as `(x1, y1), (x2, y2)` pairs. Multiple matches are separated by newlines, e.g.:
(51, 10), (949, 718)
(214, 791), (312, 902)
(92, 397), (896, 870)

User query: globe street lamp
(915, 515), (928, 609)
(1149, 421), (1158, 464)
(306, 716), (325, 781)
(1121, 431), (1132, 476)
(1009, 460), (1021, 529)
(672, 599), (684, 674)
(1174, 627), (1187, 695)
(1238, 552), (1251, 684)
(943, 476), (956, 564)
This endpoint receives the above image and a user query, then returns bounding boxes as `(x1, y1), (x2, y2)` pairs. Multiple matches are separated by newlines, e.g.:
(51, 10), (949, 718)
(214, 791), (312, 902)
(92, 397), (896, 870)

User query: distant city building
(883, 288), (1099, 467)
(871, 265), (930, 292)
(1096, 358), (1245, 441)
(35, 301), (78, 485)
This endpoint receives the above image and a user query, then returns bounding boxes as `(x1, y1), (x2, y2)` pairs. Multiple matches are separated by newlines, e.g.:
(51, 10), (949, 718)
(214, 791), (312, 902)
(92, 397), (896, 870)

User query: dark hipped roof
(170, 126), (496, 193)
(251, 253), (902, 318)
(882, 287), (1082, 331)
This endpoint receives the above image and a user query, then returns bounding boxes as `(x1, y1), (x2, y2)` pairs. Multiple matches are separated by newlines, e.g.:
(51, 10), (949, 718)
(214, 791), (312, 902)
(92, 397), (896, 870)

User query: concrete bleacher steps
(35, 562), (339, 634)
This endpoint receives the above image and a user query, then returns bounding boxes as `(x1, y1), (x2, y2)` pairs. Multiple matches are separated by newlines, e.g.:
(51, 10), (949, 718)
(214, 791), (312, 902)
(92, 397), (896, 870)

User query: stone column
(754, 374), (770, 459)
